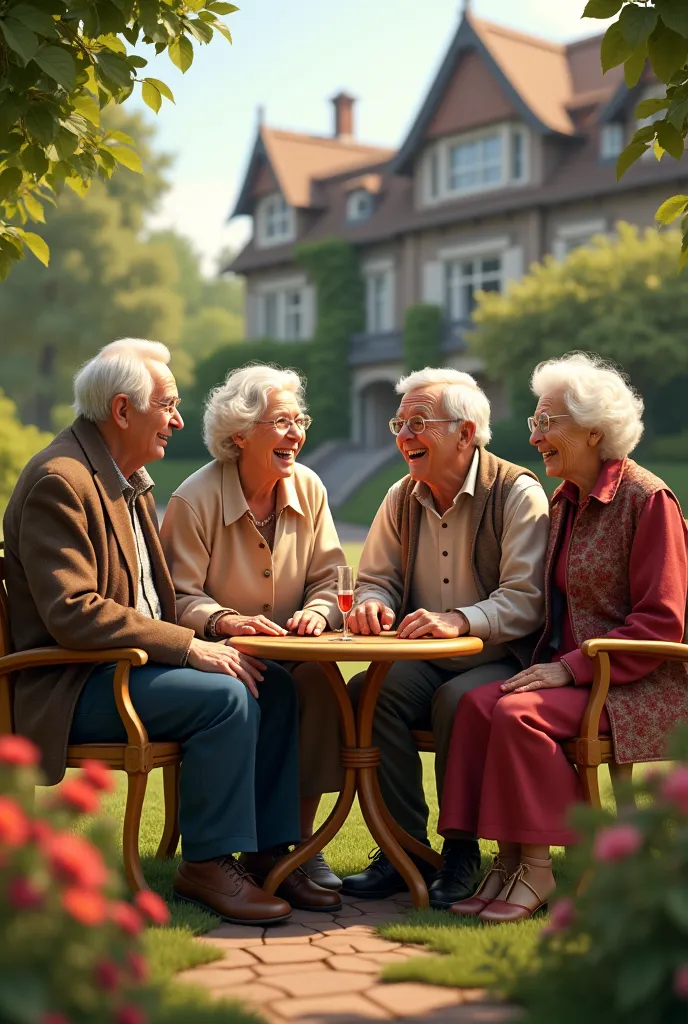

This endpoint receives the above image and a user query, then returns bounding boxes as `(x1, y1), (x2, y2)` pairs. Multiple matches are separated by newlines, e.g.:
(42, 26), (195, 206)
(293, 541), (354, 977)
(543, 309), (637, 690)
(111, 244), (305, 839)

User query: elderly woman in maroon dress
(438, 351), (688, 922)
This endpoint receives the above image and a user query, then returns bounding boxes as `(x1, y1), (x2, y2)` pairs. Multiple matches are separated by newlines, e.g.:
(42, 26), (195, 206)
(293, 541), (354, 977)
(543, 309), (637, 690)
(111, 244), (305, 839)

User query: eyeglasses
(389, 416), (459, 436)
(258, 415), (312, 432)
(151, 396), (182, 414)
(527, 413), (570, 434)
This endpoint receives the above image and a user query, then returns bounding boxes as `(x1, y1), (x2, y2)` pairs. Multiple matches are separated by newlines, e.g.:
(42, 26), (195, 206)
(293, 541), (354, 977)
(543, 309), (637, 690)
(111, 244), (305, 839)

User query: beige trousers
(288, 661), (343, 798)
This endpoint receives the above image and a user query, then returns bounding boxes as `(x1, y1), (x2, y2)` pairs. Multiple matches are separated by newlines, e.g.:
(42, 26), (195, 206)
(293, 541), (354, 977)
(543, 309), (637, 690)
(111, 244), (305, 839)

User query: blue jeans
(70, 660), (300, 861)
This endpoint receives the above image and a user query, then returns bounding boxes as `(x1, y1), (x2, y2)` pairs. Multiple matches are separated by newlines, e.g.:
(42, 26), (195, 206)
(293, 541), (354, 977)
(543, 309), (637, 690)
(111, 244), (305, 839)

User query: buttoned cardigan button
(259, 542), (266, 549)
(442, 551), (448, 556)
(443, 578), (449, 584)
(441, 522), (448, 529)
(264, 569), (271, 577)
(263, 604), (271, 612)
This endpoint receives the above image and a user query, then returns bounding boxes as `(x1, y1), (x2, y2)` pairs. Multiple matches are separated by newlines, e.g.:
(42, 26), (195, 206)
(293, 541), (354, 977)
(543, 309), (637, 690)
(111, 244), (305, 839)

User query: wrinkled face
(237, 389), (306, 480)
(127, 361), (183, 465)
(529, 389), (598, 481)
(395, 384), (469, 485)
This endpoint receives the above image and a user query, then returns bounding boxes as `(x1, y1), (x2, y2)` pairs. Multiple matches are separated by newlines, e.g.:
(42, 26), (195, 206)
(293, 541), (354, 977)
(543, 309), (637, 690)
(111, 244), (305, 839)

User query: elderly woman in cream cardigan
(161, 364), (345, 895)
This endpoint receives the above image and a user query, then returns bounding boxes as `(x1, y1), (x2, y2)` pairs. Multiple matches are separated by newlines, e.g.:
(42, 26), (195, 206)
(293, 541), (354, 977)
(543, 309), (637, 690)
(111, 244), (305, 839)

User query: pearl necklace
(249, 511), (275, 528)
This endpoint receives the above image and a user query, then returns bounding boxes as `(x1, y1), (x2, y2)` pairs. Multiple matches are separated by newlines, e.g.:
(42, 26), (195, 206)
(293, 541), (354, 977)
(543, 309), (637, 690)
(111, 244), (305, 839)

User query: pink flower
(0, 735), (39, 766)
(134, 890), (170, 926)
(95, 959), (119, 992)
(116, 1007), (147, 1024)
(80, 760), (115, 793)
(44, 833), (108, 889)
(593, 823), (643, 863)
(543, 897), (575, 936)
(54, 777), (100, 814)
(0, 796), (30, 848)
(126, 951), (149, 984)
(8, 876), (43, 910)
(661, 766), (688, 815)
(62, 887), (107, 926)
(110, 900), (143, 937)
(674, 964), (688, 1001)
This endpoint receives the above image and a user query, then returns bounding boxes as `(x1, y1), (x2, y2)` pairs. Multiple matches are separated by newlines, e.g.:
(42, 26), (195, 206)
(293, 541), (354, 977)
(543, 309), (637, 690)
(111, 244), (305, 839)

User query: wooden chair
(0, 554), (182, 893)
(413, 636), (688, 811)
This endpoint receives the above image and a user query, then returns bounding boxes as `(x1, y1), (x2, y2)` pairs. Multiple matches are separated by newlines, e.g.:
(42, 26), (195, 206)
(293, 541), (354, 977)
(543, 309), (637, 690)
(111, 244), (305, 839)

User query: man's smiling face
(395, 384), (461, 485)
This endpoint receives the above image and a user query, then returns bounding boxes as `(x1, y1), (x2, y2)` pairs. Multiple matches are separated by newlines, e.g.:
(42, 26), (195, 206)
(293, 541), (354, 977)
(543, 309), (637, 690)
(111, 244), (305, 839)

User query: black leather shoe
(341, 847), (438, 899)
(428, 840), (481, 910)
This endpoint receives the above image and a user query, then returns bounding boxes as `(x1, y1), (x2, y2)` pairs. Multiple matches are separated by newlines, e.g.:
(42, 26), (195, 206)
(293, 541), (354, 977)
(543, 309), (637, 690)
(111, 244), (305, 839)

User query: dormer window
(256, 192), (295, 248)
(422, 124), (529, 206)
(346, 189), (374, 223)
(600, 122), (624, 161)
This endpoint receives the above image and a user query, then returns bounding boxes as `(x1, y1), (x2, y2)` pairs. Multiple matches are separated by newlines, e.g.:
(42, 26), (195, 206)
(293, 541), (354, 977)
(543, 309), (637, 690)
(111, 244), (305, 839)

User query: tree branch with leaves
(0, 0), (237, 278)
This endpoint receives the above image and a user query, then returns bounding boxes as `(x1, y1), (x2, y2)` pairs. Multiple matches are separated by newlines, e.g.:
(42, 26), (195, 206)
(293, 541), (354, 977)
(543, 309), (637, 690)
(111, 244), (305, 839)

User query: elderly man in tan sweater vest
(342, 368), (550, 909)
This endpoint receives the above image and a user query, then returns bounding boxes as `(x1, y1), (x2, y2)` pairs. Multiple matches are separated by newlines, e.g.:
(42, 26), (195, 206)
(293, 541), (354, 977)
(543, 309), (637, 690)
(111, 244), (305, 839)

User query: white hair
(73, 338), (172, 423)
(203, 363), (306, 463)
(395, 367), (492, 447)
(531, 352), (644, 460)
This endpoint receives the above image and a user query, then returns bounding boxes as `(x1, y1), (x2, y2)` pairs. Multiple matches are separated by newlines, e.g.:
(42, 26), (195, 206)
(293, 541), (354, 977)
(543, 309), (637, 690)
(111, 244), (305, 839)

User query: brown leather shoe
(240, 849), (342, 912)
(173, 855), (291, 925)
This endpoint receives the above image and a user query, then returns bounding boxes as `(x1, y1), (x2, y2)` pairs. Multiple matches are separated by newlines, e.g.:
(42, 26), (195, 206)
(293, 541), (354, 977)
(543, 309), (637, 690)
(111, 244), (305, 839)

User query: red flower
(32, 820), (54, 844)
(543, 897), (574, 936)
(126, 951), (149, 984)
(0, 796), (30, 848)
(95, 959), (119, 992)
(55, 777), (100, 814)
(134, 890), (171, 926)
(674, 964), (688, 1001)
(80, 760), (115, 793)
(110, 900), (143, 937)
(116, 1007), (147, 1024)
(0, 735), (39, 766)
(593, 823), (643, 863)
(8, 876), (43, 910)
(62, 887), (107, 926)
(661, 766), (688, 815)
(44, 833), (108, 889)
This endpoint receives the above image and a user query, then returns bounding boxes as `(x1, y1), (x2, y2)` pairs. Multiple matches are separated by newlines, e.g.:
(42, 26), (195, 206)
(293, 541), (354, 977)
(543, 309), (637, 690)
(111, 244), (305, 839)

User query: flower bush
(511, 724), (688, 1024)
(0, 734), (170, 1024)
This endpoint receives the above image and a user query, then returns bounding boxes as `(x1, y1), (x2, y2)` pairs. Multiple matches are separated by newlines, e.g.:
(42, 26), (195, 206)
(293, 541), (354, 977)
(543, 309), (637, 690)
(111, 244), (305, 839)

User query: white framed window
(422, 124), (529, 206)
(448, 134), (502, 192)
(429, 147), (440, 200)
(284, 289), (302, 339)
(346, 189), (374, 223)
(600, 122), (625, 160)
(254, 276), (313, 340)
(363, 259), (395, 334)
(552, 219), (607, 260)
(444, 256), (502, 320)
(256, 192), (295, 248)
(511, 128), (526, 182)
(263, 292), (278, 337)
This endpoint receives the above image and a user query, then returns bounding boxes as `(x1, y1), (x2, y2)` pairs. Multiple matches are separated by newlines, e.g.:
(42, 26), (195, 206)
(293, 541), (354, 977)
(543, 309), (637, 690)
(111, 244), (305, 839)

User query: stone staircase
(301, 443), (399, 510)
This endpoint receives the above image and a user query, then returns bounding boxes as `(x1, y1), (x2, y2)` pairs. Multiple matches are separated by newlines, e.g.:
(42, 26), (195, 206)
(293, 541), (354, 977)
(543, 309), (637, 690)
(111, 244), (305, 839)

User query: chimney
(331, 92), (356, 141)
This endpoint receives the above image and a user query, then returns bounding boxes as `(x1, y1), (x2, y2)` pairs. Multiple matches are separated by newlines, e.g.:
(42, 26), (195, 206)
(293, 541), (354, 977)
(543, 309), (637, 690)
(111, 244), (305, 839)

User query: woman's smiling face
(236, 389), (306, 481)
(529, 389), (600, 481)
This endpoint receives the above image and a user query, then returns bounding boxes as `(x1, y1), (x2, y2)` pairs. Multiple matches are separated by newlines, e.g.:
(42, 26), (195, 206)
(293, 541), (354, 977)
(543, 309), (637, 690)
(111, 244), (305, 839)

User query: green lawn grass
(147, 457), (210, 505)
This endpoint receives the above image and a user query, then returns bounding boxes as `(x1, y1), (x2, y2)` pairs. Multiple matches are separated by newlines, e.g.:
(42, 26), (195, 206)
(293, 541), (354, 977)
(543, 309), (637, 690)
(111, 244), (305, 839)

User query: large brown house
(227, 9), (686, 466)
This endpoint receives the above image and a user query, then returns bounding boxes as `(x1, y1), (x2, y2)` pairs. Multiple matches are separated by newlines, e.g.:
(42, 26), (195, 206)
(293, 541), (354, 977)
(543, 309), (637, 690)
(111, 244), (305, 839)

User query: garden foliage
(403, 304), (442, 374)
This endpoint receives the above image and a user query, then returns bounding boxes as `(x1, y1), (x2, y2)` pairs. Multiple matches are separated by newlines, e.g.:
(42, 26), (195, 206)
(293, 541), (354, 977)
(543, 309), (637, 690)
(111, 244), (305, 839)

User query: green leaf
(20, 228), (49, 265)
(657, 119), (685, 158)
(102, 143), (142, 172)
(168, 34), (194, 72)
(186, 17), (213, 44)
(616, 953), (667, 1012)
(616, 141), (648, 179)
(23, 192), (45, 221)
(583, 0), (622, 17)
(648, 22), (688, 82)
(97, 50), (134, 89)
(665, 887), (688, 929)
(655, 194), (688, 224)
(72, 91), (100, 126)
(22, 143), (49, 177)
(143, 77), (175, 102)
(0, 165), (23, 202)
(631, 124), (659, 144)
(0, 18), (39, 64)
(142, 79), (162, 112)
(128, 55), (148, 68)
(24, 104), (58, 144)
(620, 4), (658, 49)
(657, 0), (688, 38)
(668, 95), (688, 130)
(33, 45), (76, 90)
(211, 16), (232, 43)
(107, 129), (136, 147)
(624, 45), (647, 87)
(601, 22), (634, 73)
(64, 174), (89, 196)
(186, 0), (206, 9)
(10, 3), (57, 35)
(206, 1), (239, 12)
(653, 137), (665, 160)
(635, 96), (670, 119)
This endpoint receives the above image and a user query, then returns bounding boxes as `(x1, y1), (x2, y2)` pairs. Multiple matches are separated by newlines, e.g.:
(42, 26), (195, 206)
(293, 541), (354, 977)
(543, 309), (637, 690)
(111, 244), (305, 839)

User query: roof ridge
(470, 14), (566, 54)
(263, 126), (391, 153)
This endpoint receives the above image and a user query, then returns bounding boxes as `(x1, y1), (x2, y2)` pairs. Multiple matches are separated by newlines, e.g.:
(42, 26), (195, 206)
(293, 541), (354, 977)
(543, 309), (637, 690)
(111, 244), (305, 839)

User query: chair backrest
(0, 555), (15, 733)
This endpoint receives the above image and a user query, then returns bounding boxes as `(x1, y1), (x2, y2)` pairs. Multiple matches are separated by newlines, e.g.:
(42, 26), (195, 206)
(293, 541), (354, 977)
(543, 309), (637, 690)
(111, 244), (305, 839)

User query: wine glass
(335, 565), (355, 642)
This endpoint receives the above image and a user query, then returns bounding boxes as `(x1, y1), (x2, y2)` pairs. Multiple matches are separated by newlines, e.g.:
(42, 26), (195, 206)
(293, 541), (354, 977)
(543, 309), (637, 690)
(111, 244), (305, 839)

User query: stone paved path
(177, 893), (520, 1024)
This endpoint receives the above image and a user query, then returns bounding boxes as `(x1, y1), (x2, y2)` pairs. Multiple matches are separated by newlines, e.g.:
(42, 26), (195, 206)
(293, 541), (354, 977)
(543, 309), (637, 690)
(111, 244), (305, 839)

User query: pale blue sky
(134, 0), (610, 272)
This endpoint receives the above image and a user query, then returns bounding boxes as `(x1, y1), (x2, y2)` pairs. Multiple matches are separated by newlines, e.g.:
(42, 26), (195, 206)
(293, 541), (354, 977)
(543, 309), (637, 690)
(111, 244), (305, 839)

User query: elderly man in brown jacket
(3, 337), (336, 925)
(341, 368), (550, 910)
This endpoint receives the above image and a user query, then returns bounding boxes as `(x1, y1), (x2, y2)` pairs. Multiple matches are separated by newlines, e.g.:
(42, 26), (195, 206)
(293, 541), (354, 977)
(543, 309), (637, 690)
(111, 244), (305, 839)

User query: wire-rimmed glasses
(526, 413), (570, 434)
(389, 416), (459, 435)
(258, 415), (312, 432)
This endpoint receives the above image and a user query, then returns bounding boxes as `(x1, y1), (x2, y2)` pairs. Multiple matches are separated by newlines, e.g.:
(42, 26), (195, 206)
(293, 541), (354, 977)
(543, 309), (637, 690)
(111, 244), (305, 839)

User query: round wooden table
(231, 632), (483, 908)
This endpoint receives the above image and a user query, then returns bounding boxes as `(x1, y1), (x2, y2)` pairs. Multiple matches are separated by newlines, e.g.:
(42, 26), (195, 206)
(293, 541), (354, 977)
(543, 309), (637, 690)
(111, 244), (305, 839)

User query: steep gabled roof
(392, 12), (578, 175)
(230, 125), (393, 217)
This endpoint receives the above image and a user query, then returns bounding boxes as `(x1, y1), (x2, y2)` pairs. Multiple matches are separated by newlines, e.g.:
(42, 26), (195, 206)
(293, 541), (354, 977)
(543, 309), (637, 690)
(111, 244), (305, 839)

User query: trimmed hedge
(404, 303), (442, 372)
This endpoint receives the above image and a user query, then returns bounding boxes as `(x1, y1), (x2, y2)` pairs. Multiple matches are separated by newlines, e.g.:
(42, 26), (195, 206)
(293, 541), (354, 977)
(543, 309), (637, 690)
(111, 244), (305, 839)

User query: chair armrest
(582, 638), (688, 663)
(0, 647), (150, 754)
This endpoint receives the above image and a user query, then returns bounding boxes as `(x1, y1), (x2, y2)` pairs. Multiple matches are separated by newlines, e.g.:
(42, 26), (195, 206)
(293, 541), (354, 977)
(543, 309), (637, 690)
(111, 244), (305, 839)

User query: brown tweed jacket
(2, 418), (194, 784)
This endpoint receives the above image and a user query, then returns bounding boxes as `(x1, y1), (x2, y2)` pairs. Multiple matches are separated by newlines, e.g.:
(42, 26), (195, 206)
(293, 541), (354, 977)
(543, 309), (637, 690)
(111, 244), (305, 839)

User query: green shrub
(486, 417), (535, 465)
(645, 432), (688, 462)
(403, 304), (442, 373)
(0, 391), (52, 523)
(508, 726), (688, 1024)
